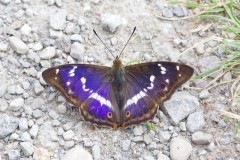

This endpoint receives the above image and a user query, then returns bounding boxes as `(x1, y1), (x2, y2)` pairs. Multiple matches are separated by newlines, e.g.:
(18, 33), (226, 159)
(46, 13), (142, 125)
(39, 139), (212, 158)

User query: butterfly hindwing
(123, 62), (194, 127)
(42, 64), (115, 127)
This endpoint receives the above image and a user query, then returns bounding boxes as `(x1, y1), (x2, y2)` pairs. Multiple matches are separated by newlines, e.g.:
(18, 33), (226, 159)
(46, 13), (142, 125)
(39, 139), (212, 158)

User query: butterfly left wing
(123, 62), (193, 127)
(42, 64), (116, 127)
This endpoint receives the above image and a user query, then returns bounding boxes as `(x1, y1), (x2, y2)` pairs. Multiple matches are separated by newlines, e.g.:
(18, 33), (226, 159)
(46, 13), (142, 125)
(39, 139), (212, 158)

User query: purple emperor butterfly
(42, 27), (194, 129)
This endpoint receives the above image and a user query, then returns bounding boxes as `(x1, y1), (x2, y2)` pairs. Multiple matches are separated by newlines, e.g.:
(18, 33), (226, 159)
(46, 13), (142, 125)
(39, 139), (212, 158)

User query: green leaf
(185, 2), (201, 8)
(224, 40), (240, 49)
(204, 8), (225, 13)
(145, 122), (155, 130)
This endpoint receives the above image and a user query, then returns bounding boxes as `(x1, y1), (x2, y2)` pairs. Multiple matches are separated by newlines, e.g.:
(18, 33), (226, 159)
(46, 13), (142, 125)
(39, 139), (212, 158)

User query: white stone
(63, 130), (75, 141)
(20, 24), (32, 35)
(9, 36), (29, 54)
(39, 47), (56, 59)
(62, 146), (93, 160)
(170, 137), (192, 160)
(50, 10), (67, 30)
(9, 97), (24, 111)
(20, 142), (34, 156)
(33, 147), (51, 160)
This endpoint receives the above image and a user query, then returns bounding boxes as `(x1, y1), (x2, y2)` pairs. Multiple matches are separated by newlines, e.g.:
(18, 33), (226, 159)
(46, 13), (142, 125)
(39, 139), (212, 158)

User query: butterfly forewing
(42, 64), (116, 127)
(123, 62), (193, 127)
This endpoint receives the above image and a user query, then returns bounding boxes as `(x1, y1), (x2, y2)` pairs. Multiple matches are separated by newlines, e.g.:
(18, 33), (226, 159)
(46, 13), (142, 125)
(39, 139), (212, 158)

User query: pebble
(20, 24), (32, 35)
(10, 133), (19, 140)
(20, 142), (34, 156)
(144, 156), (155, 160)
(194, 43), (205, 55)
(33, 147), (51, 160)
(122, 140), (131, 151)
(178, 122), (187, 131)
(163, 91), (199, 125)
(133, 125), (143, 136)
(199, 90), (210, 99)
(186, 112), (205, 132)
(198, 56), (221, 77)
(218, 119), (227, 128)
(71, 34), (84, 43)
(64, 140), (75, 149)
(0, 113), (19, 138)
(50, 9), (67, 30)
(19, 118), (28, 131)
(0, 99), (8, 111)
(132, 136), (144, 142)
(55, 0), (62, 7)
(62, 145), (93, 160)
(34, 81), (45, 95)
(208, 40), (218, 47)
(192, 132), (213, 145)
(49, 29), (63, 38)
(8, 150), (20, 160)
(63, 130), (75, 141)
(157, 153), (170, 160)
(170, 137), (192, 160)
(162, 8), (173, 18)
(57, 104), (67, 114)
(143, 134), (153, 144)
(172, 5), (186, 17)
(49, 110), (59, 119)
(70, 42), (85, 61)
(110, 37), (117, 46)
(236, 144), (240, 152)
(159, 131), (171, 143)
(92, 144), (101, 160)
(219, 137), (230, 145)
(32, 109), (43, 119)
(32, 42), (43, 51)
(9, 36), (29, 54)
(39, 47), (56, 59)
(206, 142), (215, 152)
(29, 125), (39, 138)
(20, 131), (32, 141)
(101, 14), (123, 33)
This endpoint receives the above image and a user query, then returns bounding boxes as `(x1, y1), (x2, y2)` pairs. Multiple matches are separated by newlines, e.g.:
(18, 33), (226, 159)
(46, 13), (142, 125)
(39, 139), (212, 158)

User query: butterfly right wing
(42, 64), (116, 127)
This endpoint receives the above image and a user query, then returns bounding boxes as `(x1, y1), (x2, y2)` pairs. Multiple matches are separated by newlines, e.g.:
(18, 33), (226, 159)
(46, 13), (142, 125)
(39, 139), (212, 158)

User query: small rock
(173, 5), (186, 17)
(48, 0), (54, 5)
(57, 104), (67, 114)
(50, 10), (67, 30)
(208, 40), (218, 47)
(63, 130), (75, 141)
(71, 34), (84, 43)
(8, 150), (20, 160)
(162, 8), (173, 18)
(64, 140), (75, 149)
(50, 29), (63, 38)
(9, 36), (29, 54)
(0, 113), (19, 138)
(55, 0), (62, 7)
(170, 137), (192, 160)
(199, 90), (210, 99)
(163, 91), (199, 125)
(32, 42), (43, 51)
(194, 43), (205, 55)
(206, 142), (215, 152)
(198, 56), (221, 77)
(62, 145), (93, 160)
(32, 109), (43, 119)
(143, 134), (153, 144)
(187, 112), (205, 132)
(29, 125), (39, 138)
(157, 153), (170, 160)
(20, 24), (32, 35)
(0, 99), (8, 111)
(9, 133), (19, 140)
(20, 131), (31, 141)
(236, 144), (240, 152)
(19, 118), (28, 131)
(132, 136), (143, 142)
(92, 144), (101, 160)
(159, 131), (171, 143)
(219, 137), (230, 145)
(49, 110), (59, 119)
(78, 17), (86, 26)
(39, 47), (56, 59)
(218, 119), (227, 128)
(179, 122), (186, 131)
(70, 42), (85, 61)
(1, 0), (11, 4)
(144, 156), (155, 160)
(33, 147), (51, 160)
(20, 142), (34, 156)
(133, 125), (143, 136)
(192, 132), (213, 145)
(110, 37), (117, 46)
(101, 14), (123, 33)
(122, 140), (131, 151)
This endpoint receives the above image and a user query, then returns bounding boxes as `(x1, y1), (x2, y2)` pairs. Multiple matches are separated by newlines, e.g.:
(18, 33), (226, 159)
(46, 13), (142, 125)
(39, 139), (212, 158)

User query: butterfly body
(42, 55), (193, 129)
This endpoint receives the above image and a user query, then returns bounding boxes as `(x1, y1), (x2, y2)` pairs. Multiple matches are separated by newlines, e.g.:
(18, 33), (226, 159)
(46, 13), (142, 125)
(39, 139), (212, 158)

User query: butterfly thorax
(110, 57), (127, 124)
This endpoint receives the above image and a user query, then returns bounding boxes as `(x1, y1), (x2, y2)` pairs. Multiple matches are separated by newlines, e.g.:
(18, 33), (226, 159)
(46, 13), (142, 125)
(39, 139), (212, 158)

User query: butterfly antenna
(93, 29), (115, 58)
(119, 26), (136, 58)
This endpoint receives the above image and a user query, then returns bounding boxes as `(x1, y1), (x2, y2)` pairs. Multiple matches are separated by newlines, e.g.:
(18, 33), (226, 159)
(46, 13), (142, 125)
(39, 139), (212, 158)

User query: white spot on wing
(165, 79), (169, 83)
(80, 77), (86, 84)
(179, 74), (182, 77)
(69, 73), (75, 77)
(56, 69), (59, 74)
(161, 66), (166, 71)
(158, 64), (162, 67)
(55, 77), (57, 80)
(89, 92), (112, 108)
(147, 83), (154, 90)
(150, 75), (155, 82)
(161, 71), (166, 74)
(66, 81), (71, 86)
(124, 90), (147, 109)
(82, 85), (89, 92)
(176, 66), (180, 71)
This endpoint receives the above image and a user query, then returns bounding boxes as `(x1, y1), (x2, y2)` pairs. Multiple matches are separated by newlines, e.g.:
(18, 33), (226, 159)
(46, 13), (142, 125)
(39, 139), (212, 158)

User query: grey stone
(9, 36), (29, 54)
(187, 112), (205, 132)
(122, 140), (131, 151)
(132, 136), (143, 142)
(21, 81), (30, 90)
(34, 81), (44, 95)
(162, 8), (173, 18)
(157, 153), (170, 160)
(208, 40), (218, 47)
(133, 125), (143, 136)
(50, 29), (63, 38)
(20, 131), (31, 141)
(33, 147), (51, 160)
(159, 131), (171, 143)
(198, 56), (222, 77)
(92, 144), (101, 160)
(71, 34), (84, 43)
(8, 150), (20, 160)
(63, 130), (75, 140)
(143, 134), (153, 144)
(206, 142), (215, 152)
(50, 10), (67, 30)
(55, 0), (62, 7)
(19, 118), (28, 131)
(0, 99), (8, 111)
(163, 91), (199, 125)
(192, 132), (213, 145)
(48, 0), (54, 5)
(49, 110), (59, 119)
(194, 43), (205, 54)
(78, 17), (86, 26)
(64, 140), (75, 149)
(236, 144), (240, 152)
(62, 145), (93, 160)
(101, 14), (122, 33)
(147, 142), (157, 150)
(32, 42), (43, 51)
(9, 97), (24, 111)
(70, 42), (85, 61)
(218, 119), (227, 128)
(144, 156), (155, 160)
(39, 47), (56, 59)
(33, 109), (43, 119)
(20, 142), (34, 156)
(219, 137), (230, 145)
(199, 90), (210, 99)
(20, 24), (32, 35)
(0, 113), (19, 138)
(57, 104), (67, 114)
(29, 125), (39, 138)
(170, 137), (192, 160)
(110, 37), (117, 46)
(179, 122), (187, 131)
(173, 5), (186, 17)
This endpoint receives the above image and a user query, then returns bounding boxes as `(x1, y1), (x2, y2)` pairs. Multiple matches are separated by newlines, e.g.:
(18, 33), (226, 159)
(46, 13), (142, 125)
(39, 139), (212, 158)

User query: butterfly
(42, 27), (194, 129)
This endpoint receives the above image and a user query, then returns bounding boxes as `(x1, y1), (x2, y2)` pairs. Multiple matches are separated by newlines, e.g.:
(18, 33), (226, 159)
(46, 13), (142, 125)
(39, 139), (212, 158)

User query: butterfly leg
(121, 123), (126, 130)
(113, 123), (118, 130)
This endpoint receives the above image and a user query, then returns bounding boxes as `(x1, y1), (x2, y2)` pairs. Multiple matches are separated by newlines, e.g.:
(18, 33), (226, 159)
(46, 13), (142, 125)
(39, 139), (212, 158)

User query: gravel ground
(0, 0), (239, 160)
